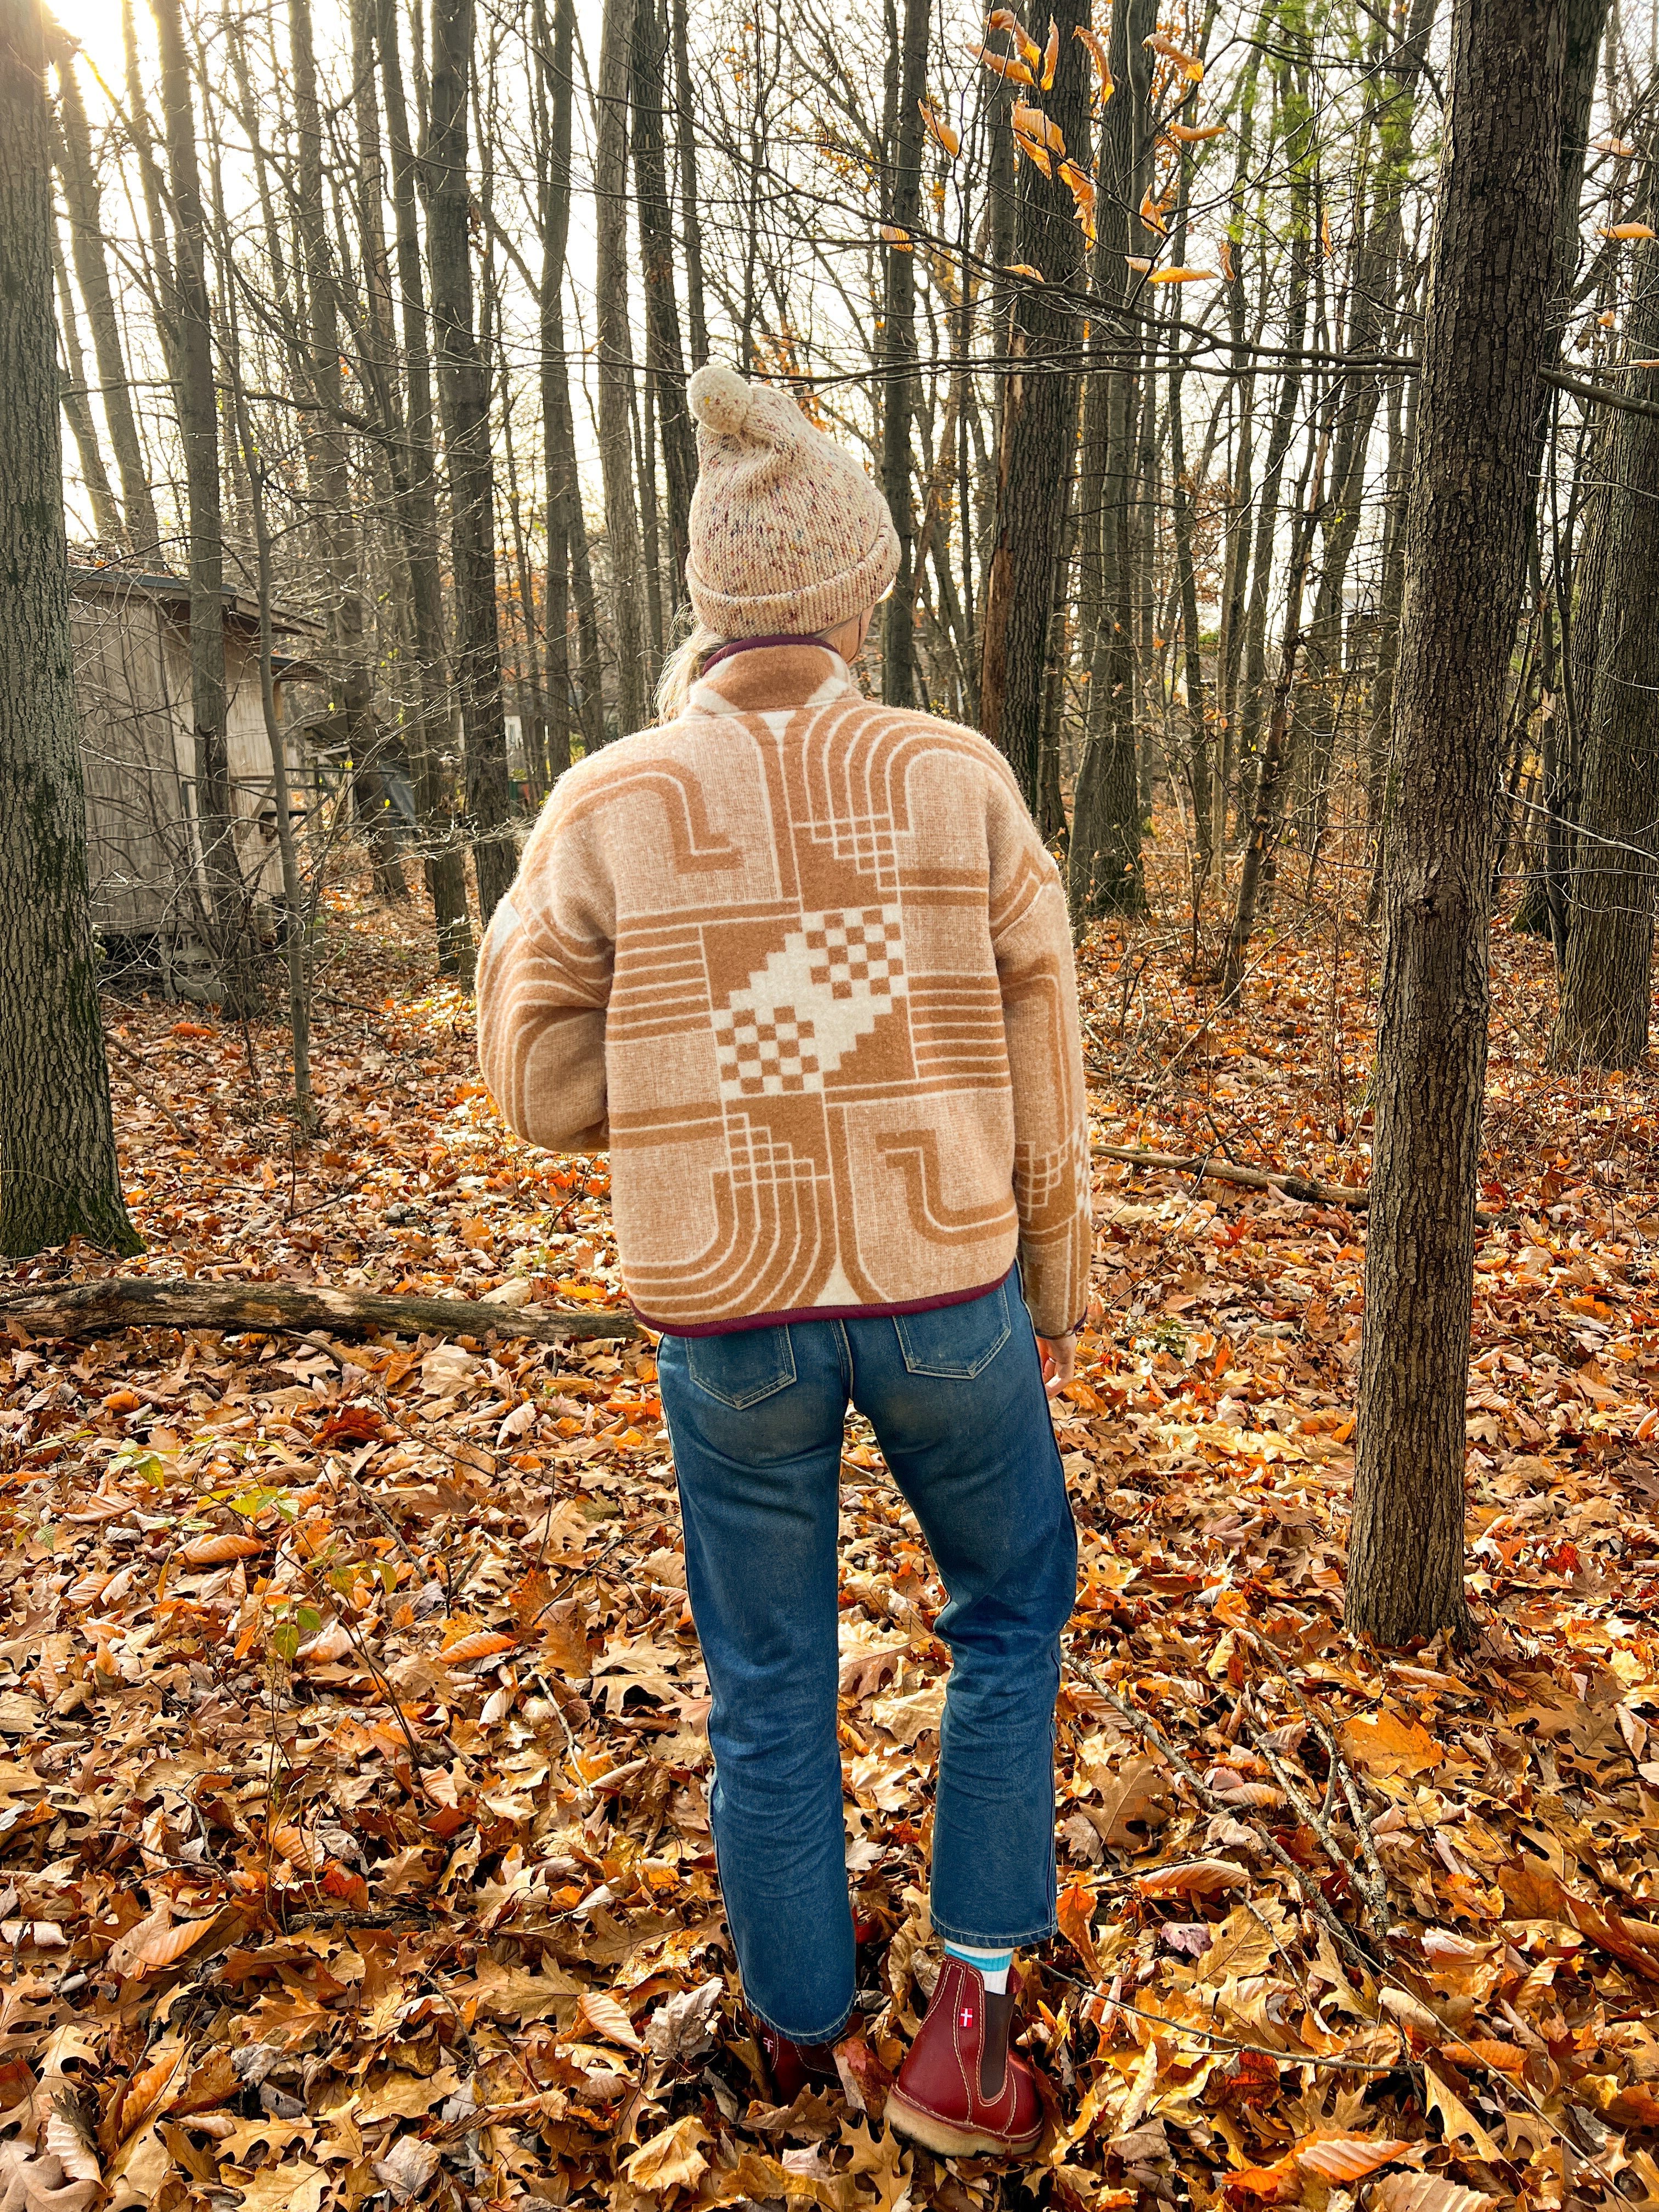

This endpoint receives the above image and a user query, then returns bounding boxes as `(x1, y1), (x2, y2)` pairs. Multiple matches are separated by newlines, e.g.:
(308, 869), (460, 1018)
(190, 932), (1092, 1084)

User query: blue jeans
(657, 1273), (1077, 2044)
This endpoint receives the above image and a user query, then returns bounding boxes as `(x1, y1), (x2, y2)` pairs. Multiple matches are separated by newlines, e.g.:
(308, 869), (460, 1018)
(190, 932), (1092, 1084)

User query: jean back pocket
(893, 1278), (1011, 1379)
(684, 1325), (798, 1408)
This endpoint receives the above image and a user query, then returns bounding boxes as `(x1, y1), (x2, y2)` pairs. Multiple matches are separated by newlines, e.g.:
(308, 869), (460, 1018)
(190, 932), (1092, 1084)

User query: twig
(1040, 1962), (1407, 2075)
(1246, 1708), (1388, 1948)
(1244, 1635), (1393, 1945)
(104, 1030), (198, 1143)
(289, 1558), (431, 1778)
(1090, 1142), (1498, 1226)
(1063, 1649), (1379, 1973)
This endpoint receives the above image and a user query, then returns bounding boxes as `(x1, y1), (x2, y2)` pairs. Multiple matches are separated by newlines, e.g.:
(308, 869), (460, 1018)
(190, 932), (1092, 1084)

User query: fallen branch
(1064, 1647), (1379, 1973)
(0, 1276), (643, 1347)
(1092, 1143), (1369, 1209)
(1091, 1143), (1498, 1226)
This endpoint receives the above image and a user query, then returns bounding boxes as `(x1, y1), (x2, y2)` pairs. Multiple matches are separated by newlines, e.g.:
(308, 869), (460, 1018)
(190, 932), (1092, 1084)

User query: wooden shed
(68, 569), (322, 974)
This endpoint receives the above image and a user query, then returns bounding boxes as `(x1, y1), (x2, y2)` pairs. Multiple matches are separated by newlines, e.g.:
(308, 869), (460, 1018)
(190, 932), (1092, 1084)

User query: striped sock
(945, 1941), (1014, 1994)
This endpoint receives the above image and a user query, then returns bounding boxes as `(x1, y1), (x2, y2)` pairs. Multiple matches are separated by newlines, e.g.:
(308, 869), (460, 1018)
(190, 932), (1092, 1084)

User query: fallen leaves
(1, 858), (1658, 2212)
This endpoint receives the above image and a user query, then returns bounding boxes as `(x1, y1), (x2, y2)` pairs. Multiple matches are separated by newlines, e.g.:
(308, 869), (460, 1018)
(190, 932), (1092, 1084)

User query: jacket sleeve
(476, 792), (614, 1152)
(986, 777), (1093, 1338)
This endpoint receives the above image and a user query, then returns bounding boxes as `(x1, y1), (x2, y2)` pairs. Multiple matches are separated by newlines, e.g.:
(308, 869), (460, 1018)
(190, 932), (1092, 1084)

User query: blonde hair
(654, 622), (725, 722)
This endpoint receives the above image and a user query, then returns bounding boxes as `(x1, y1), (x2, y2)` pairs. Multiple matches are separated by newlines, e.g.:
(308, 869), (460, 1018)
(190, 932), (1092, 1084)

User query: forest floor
(2, 832), (1658, 2212)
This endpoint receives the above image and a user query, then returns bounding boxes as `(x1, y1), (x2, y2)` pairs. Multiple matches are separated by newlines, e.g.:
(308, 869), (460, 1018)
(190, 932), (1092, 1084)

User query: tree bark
(151, 0), (250, 1011)
(977, 0), (1090, 814)
(0, 0), (141, 1259)
(1549, 245), (1659, 1069)
(595, 0), (651, 732)
(1350, 0), (1566, 1648)
(49, 29), (161, 557)
(291, 0), (405, 906)
(1068, 0), (1152, 921)
(879, 0), (928, 708)
(48, 207), (121, 544)
(1219, 435), (1324, 1004)
(376, 0), (474, 974)
(631, 0), (694, 603)
(534, 0), (601, 761)
(670, 0), (708, 370)
(428, 0), (516, 923)
(224, 295), (316, 1133)
(0, 1277), (641, 1346)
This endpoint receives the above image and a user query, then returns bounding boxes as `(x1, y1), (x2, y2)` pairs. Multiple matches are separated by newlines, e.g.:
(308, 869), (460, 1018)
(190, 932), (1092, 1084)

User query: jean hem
(743, 1993), (857, 2049)
(929, 1913), (1058, 1949)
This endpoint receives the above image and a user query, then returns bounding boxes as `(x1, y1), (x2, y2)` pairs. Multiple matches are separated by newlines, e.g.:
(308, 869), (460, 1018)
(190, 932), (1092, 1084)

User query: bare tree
(1549, 244), (1659, 1069)
(1350, 0), (1567, 1646)
(0, 0), (140, 1258)
(428, 0), (516, 921)
(48, 25), (161, 555)
(595, 0), (650, 732)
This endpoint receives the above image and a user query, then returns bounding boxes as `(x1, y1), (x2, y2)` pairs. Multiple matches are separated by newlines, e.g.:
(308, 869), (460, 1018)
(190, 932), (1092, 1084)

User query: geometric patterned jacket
(476, 643), (1092, 1339)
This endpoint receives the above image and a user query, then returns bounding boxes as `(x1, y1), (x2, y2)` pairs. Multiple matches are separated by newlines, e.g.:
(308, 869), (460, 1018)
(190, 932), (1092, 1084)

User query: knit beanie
(685, 364), (900, 637)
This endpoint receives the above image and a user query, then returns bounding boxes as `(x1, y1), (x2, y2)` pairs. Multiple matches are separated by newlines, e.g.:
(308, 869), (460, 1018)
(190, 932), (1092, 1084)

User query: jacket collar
(685, 642), (862, 719)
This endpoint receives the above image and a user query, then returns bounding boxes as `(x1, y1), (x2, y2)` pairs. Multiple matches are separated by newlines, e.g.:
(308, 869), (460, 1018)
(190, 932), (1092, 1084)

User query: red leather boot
(754, 2018), (839, 2103)
(887, 1955), (1043, 2159)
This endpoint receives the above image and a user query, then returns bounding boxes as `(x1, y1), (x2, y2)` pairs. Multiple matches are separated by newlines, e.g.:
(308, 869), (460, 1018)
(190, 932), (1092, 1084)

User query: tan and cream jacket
(476, 645), (1092, 1338)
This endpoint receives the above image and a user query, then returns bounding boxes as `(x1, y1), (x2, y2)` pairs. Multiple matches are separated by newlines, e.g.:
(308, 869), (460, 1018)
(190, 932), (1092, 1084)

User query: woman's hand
(1036, 1331), (1077, 1398)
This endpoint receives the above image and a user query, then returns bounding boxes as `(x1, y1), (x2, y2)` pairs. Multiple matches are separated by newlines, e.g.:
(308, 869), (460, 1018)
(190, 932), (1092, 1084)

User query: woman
(477, 363), (1091, 2159)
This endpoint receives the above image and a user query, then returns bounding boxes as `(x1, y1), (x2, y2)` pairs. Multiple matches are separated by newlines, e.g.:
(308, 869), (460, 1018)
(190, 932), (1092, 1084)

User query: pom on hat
(687, 363), (754, 438)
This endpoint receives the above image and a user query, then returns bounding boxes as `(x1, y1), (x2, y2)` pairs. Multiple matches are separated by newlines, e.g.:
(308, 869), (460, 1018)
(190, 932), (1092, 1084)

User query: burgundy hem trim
(700, 634), (831, 673)
(634, 1268), (1011, 1339)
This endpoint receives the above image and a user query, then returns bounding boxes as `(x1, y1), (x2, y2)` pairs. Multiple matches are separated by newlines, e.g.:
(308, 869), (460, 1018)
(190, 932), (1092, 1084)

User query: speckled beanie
(685, 363), (900, 637)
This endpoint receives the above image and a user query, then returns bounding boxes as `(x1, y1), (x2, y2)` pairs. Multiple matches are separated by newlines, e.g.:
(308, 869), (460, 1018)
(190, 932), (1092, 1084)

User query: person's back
(479, 636), (1090, 1341)
(477, 363), (1091, 2163)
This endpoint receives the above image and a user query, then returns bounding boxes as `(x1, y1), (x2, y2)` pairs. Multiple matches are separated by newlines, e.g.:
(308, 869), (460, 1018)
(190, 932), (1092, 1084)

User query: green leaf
(229, 1486), (282, 1518)
(296, 1606), (322, 1634)
(272, 1621), (300, 1661)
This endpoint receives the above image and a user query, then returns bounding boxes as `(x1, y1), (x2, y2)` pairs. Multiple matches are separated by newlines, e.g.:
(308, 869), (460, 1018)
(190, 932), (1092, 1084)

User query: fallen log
(1092, 1142), (1370, 1209)
(1091, 1143), (1498, 1226)
(0, 1276), (644, 1347)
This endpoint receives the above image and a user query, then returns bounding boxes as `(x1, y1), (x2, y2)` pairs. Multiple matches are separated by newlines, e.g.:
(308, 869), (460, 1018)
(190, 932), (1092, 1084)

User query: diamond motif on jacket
(712, 906), (906, 1099)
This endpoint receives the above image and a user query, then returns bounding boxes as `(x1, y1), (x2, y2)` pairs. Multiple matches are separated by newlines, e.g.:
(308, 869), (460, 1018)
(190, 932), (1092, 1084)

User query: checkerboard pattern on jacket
(476, 645), (1092, 1338)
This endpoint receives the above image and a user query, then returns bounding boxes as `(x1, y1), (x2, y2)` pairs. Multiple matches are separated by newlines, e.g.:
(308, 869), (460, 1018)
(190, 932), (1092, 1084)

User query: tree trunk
(977, 0), (1090, 814)
(1167, 106), (1210, 876)
(1219, 434), (1324, 1002)
(151, 0), (250, 1011)
(224, 296), (315, 1132)
(670, 0), (708, 370)
(1549, 246), (1659, 1068)
(0, 0), (141, 1259)
(533, 0), (599, 763)
(377, 0), (474, 973)
(1236, 208), (1311, 775)
(595, 0), (650, 732)
(48, 208), (121, 544)
(880, 0), (928, 707)
(1068, 0), (1152, 920)
(1364, 363), (1413, 913)
(121, 0), (179, 399)
(631, 0), (694, 603)
(428, 0), (516, 923)
(291, 0), (405, 906)
(1350, 0), (1565, 1648)
(49, 30), (161, 556)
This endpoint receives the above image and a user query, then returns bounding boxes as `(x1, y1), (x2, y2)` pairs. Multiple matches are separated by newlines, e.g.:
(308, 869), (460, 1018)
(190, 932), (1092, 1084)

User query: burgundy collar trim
(701, 634), (831, 673)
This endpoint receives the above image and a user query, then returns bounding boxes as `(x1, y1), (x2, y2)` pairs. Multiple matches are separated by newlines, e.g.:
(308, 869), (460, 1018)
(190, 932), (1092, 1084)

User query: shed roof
(69, 567), (324, 639)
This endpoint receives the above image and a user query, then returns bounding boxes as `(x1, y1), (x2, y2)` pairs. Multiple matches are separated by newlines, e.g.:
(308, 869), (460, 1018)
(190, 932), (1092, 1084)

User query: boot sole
(885, 2089), (1042, 2160)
